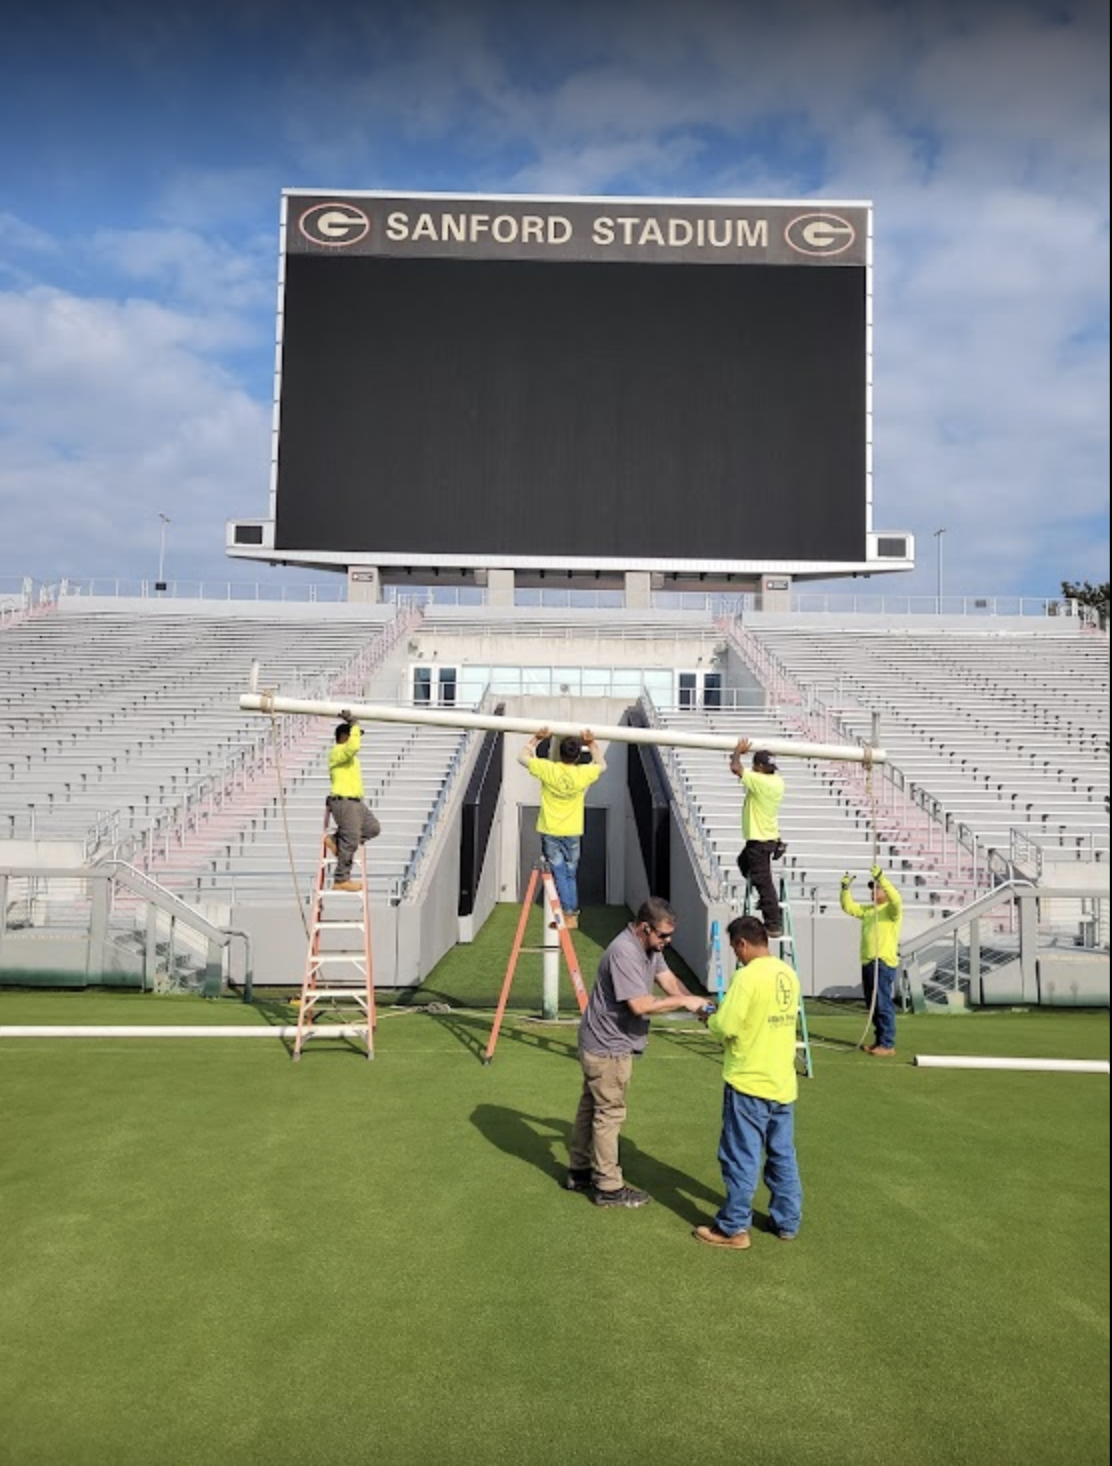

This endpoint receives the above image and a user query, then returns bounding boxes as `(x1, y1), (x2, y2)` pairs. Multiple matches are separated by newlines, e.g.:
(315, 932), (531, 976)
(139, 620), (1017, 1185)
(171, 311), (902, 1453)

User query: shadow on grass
(432, 1009), (579, 1064)
(470, 1104), (722, 1226)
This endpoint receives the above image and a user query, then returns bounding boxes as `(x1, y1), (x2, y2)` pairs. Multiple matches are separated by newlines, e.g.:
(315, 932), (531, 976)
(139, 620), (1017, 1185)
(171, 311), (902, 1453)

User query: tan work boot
(867, 1045), (896, 1057)
(324, 836), (337, 858)
(333, 879), (361, 892)
(564, 911), (579, 930)
(693, 1224), (751, 1250)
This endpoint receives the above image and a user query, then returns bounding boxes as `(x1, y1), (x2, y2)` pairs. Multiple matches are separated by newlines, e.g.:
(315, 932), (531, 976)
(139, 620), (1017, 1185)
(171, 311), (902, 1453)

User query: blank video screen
(274, 254), (867, 562)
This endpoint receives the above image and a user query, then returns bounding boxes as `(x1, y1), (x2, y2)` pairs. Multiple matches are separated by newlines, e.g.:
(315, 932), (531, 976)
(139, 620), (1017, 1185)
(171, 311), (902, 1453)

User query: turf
(0, 908), (1108, 1466)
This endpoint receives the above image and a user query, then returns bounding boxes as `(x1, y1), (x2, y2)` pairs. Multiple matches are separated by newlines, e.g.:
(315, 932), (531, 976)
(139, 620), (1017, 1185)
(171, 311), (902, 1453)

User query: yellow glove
(870, 865), (883, 881)
(841, 874), (853, 889)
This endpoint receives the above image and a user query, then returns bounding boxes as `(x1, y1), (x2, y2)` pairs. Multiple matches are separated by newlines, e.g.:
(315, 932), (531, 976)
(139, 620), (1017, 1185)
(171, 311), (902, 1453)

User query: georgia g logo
(298, 202), (371, 249)
(784, 212), (856, 257)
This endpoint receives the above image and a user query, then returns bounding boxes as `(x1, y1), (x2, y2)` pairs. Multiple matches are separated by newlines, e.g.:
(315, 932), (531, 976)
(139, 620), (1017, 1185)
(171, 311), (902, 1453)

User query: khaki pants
(569, 1050), (634, 1193)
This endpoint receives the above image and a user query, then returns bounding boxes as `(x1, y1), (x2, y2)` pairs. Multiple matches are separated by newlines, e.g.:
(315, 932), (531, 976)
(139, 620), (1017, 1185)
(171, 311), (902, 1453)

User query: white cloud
(91, 226), (273, 334)
(0, 287), (269, 583)
(0, 0), (1106, 598)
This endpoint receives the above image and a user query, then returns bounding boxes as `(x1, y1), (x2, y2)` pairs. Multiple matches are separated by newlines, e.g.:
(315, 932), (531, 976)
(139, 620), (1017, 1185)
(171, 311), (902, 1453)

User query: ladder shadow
(470, 1105), (723, 1227)
(432, 1009), (578, 1064)
(655, 1026), (722, 1062)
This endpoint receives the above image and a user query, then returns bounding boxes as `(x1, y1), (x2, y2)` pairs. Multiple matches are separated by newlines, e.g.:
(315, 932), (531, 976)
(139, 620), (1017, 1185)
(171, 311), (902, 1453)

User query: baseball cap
(752, 750), (777, 772)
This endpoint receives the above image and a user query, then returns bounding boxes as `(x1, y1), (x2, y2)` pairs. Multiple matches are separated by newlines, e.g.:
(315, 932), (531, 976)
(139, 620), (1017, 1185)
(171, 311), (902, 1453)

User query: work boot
(333, 879), (361, 892)
(594, 1185), (651, 1208)
(564, 1169), (593, 1193)
(565, 911), (579, 930)
(867, 1045), (896, 1057)
(693, 1225), (751, 1250)
(324, 835), (337, 858)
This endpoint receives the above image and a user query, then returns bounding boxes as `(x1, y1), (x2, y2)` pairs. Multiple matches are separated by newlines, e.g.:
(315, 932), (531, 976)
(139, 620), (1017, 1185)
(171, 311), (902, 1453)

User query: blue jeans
(862, 961), (897, 1049)
(540, 834), (582, 914)
(715, 1086), (803, 1238)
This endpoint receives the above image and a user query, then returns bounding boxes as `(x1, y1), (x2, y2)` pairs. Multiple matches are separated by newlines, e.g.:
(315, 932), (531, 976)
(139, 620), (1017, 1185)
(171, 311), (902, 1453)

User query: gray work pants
(327, 796), (381, 881)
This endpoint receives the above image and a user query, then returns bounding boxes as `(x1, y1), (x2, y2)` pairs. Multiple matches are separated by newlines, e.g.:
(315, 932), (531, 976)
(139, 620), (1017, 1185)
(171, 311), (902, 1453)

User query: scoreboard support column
(347, 567), (382, 602)
(485, 568), (515, 606)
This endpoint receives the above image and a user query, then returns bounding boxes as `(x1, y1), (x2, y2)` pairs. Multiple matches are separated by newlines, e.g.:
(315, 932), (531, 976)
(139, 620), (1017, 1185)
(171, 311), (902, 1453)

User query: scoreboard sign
(254, 190), (881, 576)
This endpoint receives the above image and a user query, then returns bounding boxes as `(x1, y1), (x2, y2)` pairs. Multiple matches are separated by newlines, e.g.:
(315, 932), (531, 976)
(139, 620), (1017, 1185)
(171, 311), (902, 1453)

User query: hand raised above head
(734, 737), (752, 755)
(534, 727), (551, 741)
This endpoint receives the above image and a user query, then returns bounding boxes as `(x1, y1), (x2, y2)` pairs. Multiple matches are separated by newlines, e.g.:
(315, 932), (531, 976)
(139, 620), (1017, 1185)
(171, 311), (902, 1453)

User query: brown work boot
(693, 1224), (751, 1250)
(867, 1045), (896, 1057)
(564, 911), (579, 930)
(324, 835), (337, 858)
(333, 879), (361, 892)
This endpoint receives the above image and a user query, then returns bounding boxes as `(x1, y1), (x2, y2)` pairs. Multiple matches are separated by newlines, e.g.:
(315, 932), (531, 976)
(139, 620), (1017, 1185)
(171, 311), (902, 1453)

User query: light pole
(156, 513), (171, 591)
(933, 527), (947, 611)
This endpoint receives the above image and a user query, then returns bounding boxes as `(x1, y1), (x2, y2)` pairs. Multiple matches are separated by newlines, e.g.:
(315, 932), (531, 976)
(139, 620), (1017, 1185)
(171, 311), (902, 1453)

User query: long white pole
(0, 1026), (360, 1040)
(914, 1055), (1109, 1074)
(238, 694), (886, 764)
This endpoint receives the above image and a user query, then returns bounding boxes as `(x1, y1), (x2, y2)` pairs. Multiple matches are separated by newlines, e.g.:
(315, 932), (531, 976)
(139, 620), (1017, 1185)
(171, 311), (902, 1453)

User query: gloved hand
(841, 873), (853, 889)
(870, 865), (883, 881)
(339, 708), (354, 724)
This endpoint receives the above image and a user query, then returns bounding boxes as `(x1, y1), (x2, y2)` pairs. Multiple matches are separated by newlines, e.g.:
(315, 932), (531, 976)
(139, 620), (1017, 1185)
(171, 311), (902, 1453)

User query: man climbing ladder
(327, 709), (381, 892)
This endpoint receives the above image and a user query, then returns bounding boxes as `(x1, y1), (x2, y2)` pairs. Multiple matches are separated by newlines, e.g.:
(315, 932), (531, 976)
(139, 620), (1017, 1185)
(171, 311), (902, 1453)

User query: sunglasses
(647, 926), (674, 942)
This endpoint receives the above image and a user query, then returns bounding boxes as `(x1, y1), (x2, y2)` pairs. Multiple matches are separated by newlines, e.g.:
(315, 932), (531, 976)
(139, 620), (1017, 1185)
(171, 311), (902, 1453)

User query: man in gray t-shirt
(567, 898), (708, 1208)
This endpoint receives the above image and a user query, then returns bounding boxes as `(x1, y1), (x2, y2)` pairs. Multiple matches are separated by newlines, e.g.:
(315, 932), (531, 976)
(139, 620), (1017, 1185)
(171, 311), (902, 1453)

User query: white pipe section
(0, 1026), (364, 1039)
(543, 916), (560, 1021)
(914, 1055), (1110, 1074)
(239, 693), (886, 765)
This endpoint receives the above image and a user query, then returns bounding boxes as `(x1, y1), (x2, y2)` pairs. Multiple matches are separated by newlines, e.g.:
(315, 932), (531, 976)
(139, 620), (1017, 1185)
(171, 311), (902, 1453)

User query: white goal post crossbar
(238, 694), (886, 765)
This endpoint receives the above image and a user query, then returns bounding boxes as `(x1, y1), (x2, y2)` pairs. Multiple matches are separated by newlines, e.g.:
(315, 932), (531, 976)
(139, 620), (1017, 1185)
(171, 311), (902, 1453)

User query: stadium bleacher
(1, 591), (1107, 989)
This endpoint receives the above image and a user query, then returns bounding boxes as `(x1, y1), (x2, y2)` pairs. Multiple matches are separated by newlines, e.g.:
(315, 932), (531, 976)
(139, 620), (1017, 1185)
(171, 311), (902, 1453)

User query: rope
(264, 692), (311, 941)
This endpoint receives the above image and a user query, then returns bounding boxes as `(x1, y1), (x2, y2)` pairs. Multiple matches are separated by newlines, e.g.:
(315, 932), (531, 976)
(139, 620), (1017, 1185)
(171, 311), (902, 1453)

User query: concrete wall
(397, 807), (463, 986)
(459, 800), (506, 943)
(1037, 951), (1110, 1007)
(2, 841), (85, 869)
(231, 901), (401, 987)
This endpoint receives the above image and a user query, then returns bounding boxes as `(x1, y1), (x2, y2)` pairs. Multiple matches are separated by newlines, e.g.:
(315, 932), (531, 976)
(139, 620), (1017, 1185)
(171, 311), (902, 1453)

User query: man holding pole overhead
(519, 727), (605, 929)
(841, 866), (903, 1056)
(729, 739), (786, 937)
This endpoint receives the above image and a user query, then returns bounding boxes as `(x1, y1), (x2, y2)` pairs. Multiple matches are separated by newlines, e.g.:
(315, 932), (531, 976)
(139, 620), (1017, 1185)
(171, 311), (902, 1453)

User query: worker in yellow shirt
(326, 712), (381, 891)
(519, 727), (605, 928)
(694, 914), (803, 1250)
(840, 866), (903, 1056)
(729, 738), (786, 937)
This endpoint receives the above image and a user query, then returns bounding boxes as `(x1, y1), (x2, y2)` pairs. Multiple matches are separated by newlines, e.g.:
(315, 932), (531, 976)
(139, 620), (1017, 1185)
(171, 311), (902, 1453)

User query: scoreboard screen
(270, 193), (871, 570)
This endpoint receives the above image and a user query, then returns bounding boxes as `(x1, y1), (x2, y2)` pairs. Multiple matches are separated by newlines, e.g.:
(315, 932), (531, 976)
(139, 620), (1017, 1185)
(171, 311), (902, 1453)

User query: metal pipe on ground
(238, 694), (886, 765)
(914, 1055), (1109, 1074)
(0, 1026), (362, 1040)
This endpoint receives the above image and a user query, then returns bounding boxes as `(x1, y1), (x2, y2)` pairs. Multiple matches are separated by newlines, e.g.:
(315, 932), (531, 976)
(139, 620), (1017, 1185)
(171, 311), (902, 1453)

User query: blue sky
(0, 0), (1107, 601)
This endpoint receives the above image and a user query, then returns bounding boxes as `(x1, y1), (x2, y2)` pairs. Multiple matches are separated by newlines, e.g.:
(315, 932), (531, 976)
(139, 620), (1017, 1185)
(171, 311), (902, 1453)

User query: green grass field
(1, 905), (1108, 1466)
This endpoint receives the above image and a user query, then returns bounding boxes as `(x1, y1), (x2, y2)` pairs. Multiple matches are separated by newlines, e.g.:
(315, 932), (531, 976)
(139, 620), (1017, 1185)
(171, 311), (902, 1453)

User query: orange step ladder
(483, 862), (589, 1065)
